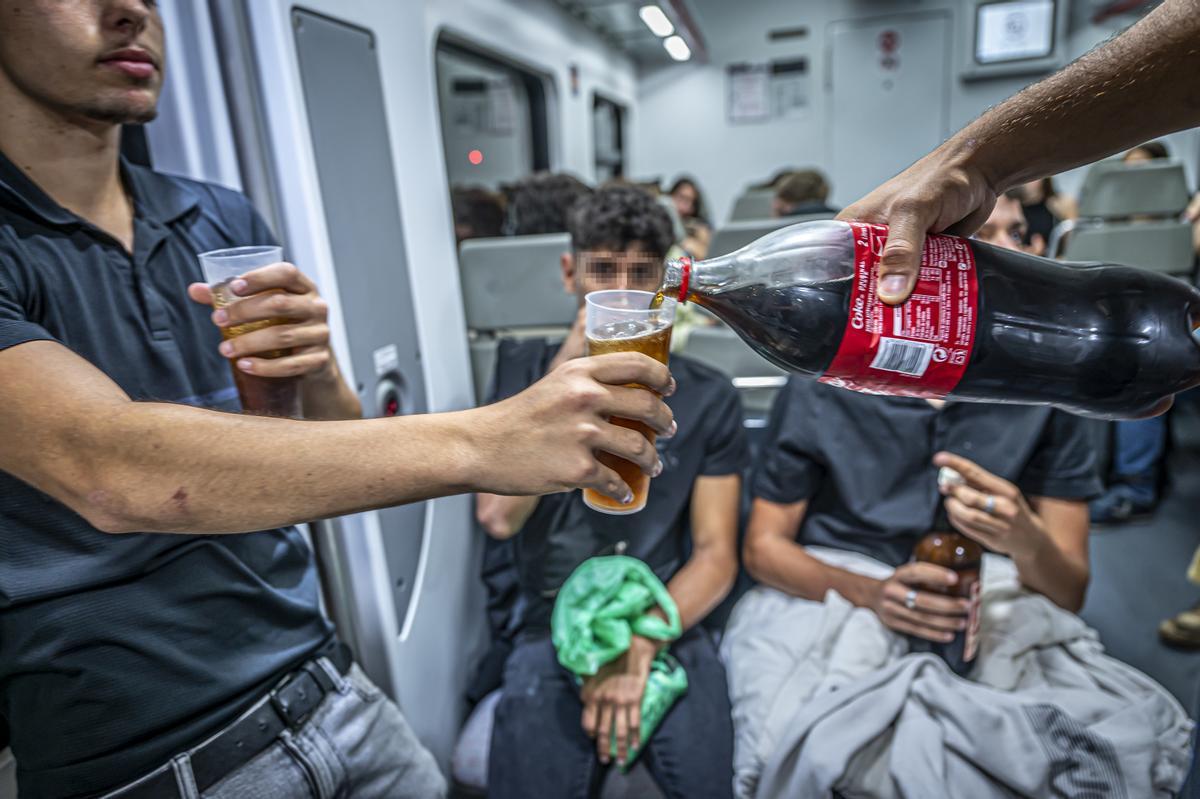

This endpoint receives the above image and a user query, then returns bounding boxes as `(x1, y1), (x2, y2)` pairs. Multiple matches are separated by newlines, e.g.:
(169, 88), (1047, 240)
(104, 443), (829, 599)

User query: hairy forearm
(952, 0), (1200, 190)
(745, 534), (878, 608)
(62, 400), (479, 534)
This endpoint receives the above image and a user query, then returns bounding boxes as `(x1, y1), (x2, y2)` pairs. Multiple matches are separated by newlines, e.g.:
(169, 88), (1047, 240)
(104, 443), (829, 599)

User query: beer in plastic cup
(197, 245), (303, 418)
(583, 289), (676, 514)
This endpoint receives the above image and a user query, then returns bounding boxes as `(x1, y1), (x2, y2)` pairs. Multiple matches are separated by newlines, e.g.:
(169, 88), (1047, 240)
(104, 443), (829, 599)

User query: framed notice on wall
(771, 58), (809, 119)
(727, 63), (770, 124)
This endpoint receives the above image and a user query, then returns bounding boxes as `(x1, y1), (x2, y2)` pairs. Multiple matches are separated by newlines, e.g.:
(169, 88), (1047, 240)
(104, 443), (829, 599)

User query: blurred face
(0, 0), (164, 125)
(671, 183), (697, 218)
(974, 195), (1027, 252)
(562, 244), (665, 305)
(1124, 148), (1152, 164)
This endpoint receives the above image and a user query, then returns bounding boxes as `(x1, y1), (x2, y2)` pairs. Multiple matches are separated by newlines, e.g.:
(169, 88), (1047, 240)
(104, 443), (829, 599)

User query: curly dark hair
(568, 185), (675, 259)
(450, 185), (505, 242)
(504, 172), (594, 236)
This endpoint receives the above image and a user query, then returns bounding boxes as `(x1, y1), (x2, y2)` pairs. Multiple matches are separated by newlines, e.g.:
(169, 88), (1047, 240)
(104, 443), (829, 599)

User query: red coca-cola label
(819, 222), (978, 398)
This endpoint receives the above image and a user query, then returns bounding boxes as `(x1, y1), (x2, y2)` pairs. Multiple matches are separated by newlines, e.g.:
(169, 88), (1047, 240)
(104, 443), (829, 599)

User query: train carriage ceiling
(549, 0), (708, 65)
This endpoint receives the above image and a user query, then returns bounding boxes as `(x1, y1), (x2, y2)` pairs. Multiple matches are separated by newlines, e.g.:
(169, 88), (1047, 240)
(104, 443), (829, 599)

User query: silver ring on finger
(904, 589), (918, 610)
(984, 494), (996, 515)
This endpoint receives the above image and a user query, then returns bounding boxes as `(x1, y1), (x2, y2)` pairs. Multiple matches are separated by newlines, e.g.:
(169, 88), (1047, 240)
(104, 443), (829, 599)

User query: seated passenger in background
(476, 185), (746, 799)
(450, 185), (505, 245)
(1089, 142), (1175, 525)
(1123, 139), (1171, 163)
(503, 171), (593, 235)
(668, 175), (713, 259)
(751, 167), (798, 192)
(771, 168), (838, 218)
(720, 199), (1123, 798)
(1013, 177), (1076, 255)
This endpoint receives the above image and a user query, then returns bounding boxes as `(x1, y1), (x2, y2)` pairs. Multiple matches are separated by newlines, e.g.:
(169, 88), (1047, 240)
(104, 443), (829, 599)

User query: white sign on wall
(975, 0), (1055, 64)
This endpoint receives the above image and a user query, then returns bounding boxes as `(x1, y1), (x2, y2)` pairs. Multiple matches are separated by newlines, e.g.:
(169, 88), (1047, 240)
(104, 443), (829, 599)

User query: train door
(827, 12), (951, 204)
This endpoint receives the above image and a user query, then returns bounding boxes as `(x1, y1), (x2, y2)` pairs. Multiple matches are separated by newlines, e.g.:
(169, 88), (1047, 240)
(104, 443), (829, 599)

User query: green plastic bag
(551, 556), (689, 770)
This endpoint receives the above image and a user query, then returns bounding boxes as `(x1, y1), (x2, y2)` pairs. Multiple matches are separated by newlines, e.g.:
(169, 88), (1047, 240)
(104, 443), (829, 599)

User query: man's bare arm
(743, 498), (878, 607)
(664, 474), (741, 630)
(0, 340), (674, 534)
(475, 493), (540, 540)
(841, 0), (1200, 303)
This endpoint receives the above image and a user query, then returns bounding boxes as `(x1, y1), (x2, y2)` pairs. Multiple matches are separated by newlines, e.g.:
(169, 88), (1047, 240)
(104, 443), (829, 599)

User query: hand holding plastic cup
(197, 245), (303, 418)
(583, 290), (676, 514)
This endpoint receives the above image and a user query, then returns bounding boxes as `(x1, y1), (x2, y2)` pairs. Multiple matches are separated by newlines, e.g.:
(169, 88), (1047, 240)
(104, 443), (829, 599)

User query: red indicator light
(385, 397), (400, 417)
(468, 149), (484, 165)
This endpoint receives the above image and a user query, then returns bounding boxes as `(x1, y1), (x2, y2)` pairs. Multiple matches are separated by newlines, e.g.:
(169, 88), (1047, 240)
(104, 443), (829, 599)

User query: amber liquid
(908, 531), (983, 676)
(584, 320), (673, 514)
(211, 282), (302, 417)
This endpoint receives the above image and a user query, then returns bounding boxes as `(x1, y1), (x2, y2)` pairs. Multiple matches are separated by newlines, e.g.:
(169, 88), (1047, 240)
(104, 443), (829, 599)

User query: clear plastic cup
(583, 289), (677, 514)
(197, 246), (302, 417)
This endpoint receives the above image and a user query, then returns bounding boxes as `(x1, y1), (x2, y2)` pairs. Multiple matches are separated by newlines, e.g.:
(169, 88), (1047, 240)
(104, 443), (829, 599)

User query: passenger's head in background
(561, 185), (673, 304)
(973, 190), (1028, 252)
(450, 186), (505, 245)
(0, 0), (164, 130)
(668, 176), (708, 224)
(504, 172), (593, 236)
(773, 169), (831, 218)
(753, 167), (798, 191)
(1124, 140), (1170, 163)
(1017, 177), (1061, 204)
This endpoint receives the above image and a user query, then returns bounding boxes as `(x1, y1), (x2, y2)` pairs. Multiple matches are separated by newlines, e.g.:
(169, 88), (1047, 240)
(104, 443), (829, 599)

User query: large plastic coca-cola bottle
(658, 220), (1200, 418)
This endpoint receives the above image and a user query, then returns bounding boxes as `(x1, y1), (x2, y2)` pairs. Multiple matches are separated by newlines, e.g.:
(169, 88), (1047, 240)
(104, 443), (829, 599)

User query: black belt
(107, 641), (353, 799)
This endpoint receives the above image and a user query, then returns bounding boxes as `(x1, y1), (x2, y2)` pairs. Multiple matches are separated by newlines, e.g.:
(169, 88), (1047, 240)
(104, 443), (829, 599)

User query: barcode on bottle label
(870, 338), (934, 377)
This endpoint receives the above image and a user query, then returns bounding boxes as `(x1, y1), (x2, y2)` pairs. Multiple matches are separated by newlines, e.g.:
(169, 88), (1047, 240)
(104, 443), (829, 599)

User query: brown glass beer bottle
(907, 525), (983, 677)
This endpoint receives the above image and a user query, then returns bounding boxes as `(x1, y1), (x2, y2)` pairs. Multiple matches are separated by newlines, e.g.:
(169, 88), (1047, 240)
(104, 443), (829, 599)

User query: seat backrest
(708, 213), (834, 259)
(1077, 160), (1191, 219)
(459, 233), (578, 331)
(681, 324), (787, 419)
(682, 324), (783, 379)
(1062, 221), (1196, 276)
(729, 190), (775, 222)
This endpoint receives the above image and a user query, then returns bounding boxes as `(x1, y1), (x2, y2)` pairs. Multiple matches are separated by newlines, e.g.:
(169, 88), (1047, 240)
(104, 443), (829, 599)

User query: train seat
(680, 323), (786, 423)
(728, 190), (774, 222)
(460, 233), (577, 403)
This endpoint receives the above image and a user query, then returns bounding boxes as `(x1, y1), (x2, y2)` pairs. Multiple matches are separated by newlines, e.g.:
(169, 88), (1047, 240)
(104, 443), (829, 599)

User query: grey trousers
(101, 661), (447, 799)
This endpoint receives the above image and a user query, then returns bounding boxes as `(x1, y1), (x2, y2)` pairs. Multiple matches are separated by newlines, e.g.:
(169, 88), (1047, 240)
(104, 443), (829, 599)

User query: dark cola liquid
(691, 240), (1200, 418)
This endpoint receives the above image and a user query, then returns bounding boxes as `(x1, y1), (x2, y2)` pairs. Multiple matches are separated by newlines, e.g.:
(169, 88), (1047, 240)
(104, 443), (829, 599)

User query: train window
(435, 38), (550, 192)
(592, 95), (626, 182)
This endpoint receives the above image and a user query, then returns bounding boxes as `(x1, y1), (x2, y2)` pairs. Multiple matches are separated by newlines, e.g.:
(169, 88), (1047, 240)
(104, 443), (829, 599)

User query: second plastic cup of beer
(583, 289), (676, 515)
(197, 245), (303, 418)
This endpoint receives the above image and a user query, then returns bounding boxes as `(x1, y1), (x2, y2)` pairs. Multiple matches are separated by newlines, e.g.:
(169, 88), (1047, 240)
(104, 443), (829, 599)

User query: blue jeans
(1112, 416), (1167, 481)
(488, 628), (734, 799)
(99, 661), (446, 799)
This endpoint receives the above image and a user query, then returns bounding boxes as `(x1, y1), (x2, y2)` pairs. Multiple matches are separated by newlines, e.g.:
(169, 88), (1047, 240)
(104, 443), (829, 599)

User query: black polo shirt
(754, 378), (1102, 567)
(0, 152), (332, 798)
(489, 338), (747, 632)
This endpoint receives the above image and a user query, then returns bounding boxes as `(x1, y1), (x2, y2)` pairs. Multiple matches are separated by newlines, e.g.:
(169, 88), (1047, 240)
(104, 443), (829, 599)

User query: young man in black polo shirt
(722, 195), (1102, 793)
(477, 185), (745, 799)
(0, 3), (676, 798)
